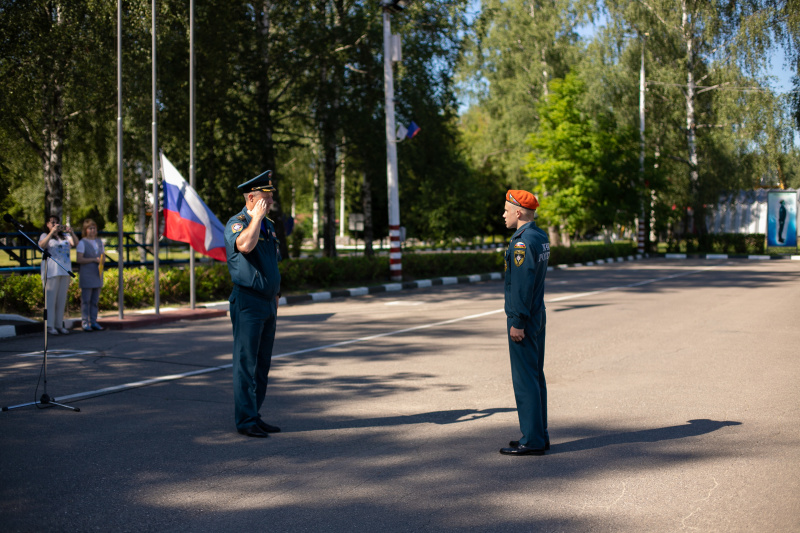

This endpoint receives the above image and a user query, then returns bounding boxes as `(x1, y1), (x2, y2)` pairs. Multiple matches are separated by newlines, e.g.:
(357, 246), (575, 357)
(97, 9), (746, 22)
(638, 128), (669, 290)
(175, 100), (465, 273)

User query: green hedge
(549, 242), (638, 266)
(666, 233), (765, 254)
(0, 243), (638, 317)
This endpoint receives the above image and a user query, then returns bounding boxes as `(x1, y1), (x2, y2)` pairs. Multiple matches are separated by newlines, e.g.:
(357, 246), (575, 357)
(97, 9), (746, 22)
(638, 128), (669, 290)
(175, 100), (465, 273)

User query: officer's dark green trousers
(507, 309), (548, 448)
(229, 286), (276, 430)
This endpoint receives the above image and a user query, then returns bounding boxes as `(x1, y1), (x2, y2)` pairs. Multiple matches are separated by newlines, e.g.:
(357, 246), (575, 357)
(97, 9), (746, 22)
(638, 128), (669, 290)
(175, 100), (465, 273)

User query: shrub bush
(672, 233), (765, 254)
(548, 242), (637, 265)
(0, 273), (43, 316)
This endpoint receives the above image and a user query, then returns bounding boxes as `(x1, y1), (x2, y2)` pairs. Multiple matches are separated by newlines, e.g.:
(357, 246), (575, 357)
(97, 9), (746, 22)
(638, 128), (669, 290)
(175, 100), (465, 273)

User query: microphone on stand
(3, 213), (26, 230)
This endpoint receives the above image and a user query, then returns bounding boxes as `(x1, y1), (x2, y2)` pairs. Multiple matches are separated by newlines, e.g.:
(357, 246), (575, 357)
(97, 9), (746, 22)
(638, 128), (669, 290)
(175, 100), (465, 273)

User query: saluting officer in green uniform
(499, 189), (551, 456)
(224, 170), (283, 438)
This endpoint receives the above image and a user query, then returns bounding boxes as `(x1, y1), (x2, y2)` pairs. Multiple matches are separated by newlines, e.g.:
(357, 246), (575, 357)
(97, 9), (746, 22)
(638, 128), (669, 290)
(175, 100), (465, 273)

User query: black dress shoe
(256, 420), (281, 433)
(509, 440), (550, 450)
(500, 444), (546, 456)
(237, 425), (270, 438)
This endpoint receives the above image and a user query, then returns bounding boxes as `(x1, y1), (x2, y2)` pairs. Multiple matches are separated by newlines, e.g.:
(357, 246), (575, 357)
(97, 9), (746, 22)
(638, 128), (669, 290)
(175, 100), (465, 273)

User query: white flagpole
(117, 0), (125, 319)
(189, 0), (196, 309)
(383, 8), (402, 281)
(152, 0), (160, 314)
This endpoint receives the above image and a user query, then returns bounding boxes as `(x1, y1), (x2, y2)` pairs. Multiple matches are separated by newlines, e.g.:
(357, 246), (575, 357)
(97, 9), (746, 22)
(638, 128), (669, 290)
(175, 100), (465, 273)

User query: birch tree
(607, 0), (787, 233)
(0, 1), (116, 223)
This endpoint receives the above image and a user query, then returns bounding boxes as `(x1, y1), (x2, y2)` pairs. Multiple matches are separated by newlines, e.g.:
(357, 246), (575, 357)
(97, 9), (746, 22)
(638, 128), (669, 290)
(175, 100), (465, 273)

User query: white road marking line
(15, 350), (99, 359)
(273, 308), (505, 359)
(7, 265), (717, 406)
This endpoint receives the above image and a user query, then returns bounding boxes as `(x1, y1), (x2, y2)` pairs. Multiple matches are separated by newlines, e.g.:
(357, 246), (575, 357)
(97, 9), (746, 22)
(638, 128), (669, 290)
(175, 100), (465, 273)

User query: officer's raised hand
(247, 197), (269, 221)
(236, 190), (273, 254)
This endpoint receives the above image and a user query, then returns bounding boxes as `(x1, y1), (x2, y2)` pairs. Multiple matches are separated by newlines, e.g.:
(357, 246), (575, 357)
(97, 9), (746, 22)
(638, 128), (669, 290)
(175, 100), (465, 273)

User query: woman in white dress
(38, 215), (77, 335)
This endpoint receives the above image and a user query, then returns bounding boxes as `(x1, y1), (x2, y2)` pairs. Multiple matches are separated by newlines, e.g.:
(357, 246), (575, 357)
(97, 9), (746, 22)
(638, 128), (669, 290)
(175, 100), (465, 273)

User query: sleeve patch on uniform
(514, 248), (525, 267)
(514, 242), (526, 249)
(232, 223), (244, 233)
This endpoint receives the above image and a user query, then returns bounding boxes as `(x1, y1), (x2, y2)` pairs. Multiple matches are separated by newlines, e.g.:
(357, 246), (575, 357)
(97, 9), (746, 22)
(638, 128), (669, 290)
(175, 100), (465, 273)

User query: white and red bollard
(637, 218), (645, 254)
(389, 224), (402, 281)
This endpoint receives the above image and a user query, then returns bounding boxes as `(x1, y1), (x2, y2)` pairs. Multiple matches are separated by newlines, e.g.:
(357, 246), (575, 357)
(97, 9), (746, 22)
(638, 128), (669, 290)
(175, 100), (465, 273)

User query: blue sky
(768, 46), (795, 93)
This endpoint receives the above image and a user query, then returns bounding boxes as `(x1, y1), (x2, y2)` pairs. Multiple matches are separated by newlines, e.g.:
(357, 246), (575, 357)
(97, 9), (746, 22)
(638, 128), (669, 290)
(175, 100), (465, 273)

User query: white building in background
(706, 189), (799, 235)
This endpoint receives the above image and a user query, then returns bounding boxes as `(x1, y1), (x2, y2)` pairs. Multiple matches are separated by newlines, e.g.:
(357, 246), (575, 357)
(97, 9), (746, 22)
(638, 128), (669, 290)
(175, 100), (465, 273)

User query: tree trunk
(258, 1), (289, 258)
(547, 226), (561, 246)
(603, 227), (612, 246)
(313, 166), (320, 249)
(42, 46), (65, 223)
(682, 0), (703, 234)
(322, 131), (338, 258)
(362, 171), (374, 257)
(42, 111), (65, 223)
(339, 135), (346, 238)
(137, 172), (148, 262)
(560, 227), (571, 247)
(541, 46), (549, 99)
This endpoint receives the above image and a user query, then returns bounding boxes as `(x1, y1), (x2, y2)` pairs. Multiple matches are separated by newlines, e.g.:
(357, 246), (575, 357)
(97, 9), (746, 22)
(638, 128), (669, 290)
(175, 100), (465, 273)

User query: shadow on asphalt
(284, 407), (517, 432)
(552, 303), (608, 312)
(546, 264), (800, 295)
(550, 419), (742, 454)
(278, 313), (336, 322)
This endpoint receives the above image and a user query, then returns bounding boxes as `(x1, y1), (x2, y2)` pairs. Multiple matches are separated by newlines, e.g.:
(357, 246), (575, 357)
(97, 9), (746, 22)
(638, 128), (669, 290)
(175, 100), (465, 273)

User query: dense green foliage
(526, 73), (640, 236)
(460, 0), (800, 246)
(0, 0), (486, 253)
(1, 0), (798, 260)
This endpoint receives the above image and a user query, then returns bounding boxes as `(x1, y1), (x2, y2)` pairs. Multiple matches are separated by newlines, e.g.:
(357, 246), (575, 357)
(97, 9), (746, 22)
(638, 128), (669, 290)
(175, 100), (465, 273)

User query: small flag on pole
(161, 153), (227, 262)
(405, 121), (420, 139)
(395, 121), (421, 142)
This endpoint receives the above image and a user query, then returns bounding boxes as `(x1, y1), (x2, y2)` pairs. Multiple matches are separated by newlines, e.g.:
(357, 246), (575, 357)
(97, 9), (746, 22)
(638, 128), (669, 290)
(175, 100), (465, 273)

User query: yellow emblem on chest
(514, 249), (525, 267)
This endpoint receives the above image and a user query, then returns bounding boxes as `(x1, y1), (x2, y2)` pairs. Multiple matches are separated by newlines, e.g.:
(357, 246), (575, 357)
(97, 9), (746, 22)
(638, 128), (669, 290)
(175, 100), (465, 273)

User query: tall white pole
(189, 0), (196, 309)
(638, 33), (647, 254)
(152, 0), (160, 313)
(117, 0), (124, 319)
(383, 9), (402, 281)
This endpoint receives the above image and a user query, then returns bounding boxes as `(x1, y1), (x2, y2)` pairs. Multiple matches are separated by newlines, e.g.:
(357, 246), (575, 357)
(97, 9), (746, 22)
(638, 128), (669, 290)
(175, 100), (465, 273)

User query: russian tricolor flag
(405, 121), (420, 139)
(161, 153), (227, 262)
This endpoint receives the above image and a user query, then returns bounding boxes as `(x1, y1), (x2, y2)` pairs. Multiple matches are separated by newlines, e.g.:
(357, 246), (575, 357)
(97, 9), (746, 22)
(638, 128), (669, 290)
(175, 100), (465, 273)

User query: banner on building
(766, 191), (797, 247)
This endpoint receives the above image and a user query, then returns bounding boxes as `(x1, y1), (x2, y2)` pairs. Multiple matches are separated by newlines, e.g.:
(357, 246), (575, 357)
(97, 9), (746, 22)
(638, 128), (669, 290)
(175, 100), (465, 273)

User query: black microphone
(3, 213), (25, 229)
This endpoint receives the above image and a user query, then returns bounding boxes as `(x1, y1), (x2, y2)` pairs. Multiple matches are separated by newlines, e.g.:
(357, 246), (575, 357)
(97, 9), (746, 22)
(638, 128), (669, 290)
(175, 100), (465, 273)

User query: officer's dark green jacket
(224, 207), (282, 299)
(504, 220), (550, 329)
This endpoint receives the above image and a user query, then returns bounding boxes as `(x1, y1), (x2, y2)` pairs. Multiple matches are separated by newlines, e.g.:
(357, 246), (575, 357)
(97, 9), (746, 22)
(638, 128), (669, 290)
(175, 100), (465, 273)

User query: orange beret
(506, 190), (539, 210)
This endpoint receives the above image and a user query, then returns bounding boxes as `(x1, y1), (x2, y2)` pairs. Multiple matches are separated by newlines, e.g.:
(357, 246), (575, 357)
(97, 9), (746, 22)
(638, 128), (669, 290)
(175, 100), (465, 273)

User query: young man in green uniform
(224, 170), (283, 438)
(499, 190), (551, 456)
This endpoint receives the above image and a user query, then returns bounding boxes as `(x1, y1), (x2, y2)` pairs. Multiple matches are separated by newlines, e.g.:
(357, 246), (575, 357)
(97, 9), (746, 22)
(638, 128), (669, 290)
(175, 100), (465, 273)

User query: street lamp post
(151, 0), (160, 314)
(189, 0), (196, 309)
(117, 0), (124, 319)
(638, 33), (648, 254)
(382, 0), (411, 282)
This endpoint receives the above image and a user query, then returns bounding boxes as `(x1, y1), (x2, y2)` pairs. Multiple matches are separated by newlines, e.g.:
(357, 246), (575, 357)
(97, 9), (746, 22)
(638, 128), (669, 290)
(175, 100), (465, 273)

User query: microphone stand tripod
(2, 215), (80, 412)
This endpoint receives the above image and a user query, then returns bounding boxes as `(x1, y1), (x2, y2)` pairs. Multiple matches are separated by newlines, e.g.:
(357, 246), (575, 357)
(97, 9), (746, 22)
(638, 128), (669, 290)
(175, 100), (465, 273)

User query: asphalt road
(1, 258), (798, 532)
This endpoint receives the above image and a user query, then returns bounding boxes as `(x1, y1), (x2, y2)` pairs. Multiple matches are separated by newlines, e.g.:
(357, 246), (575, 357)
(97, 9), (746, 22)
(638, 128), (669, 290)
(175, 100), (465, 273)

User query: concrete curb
(661, 252), (796, 260)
